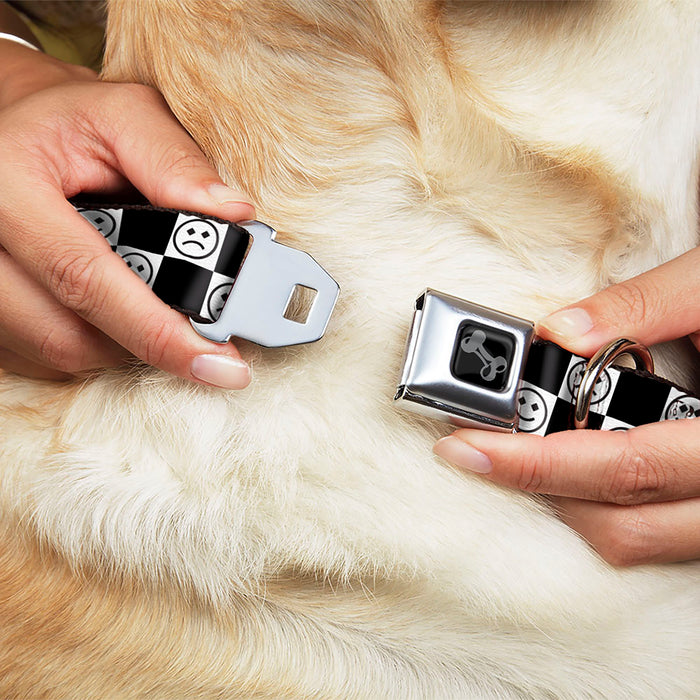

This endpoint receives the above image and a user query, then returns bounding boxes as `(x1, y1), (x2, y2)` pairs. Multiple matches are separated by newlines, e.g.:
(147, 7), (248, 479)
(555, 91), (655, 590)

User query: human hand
(0, 41), (255, 387)
(434, 246), (700, 566)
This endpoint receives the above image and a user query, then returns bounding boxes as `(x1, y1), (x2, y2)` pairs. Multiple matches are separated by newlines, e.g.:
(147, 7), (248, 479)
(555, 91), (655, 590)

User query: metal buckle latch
(395, 289), (534, 432)
(191, 221), (339, 347)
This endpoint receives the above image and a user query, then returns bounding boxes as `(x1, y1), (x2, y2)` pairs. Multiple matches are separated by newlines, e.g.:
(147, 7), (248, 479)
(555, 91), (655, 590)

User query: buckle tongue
(395, 289), (534, 432)
(191, 221), (339, 347)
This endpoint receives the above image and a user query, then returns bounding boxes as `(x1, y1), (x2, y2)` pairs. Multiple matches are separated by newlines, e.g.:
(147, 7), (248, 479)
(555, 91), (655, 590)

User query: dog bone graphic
(460, 329), (508, 381)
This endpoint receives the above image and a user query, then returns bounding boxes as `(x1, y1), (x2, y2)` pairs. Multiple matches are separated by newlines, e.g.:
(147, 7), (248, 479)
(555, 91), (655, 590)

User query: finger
(553, 496), (700, 566)
(535, 245), (700, 356)
(433, 419), (700, 505)
(92, 83), (255, 221)
(0, 347), (72, 381)
(0, 249), (127, 372)
(0, 189), (251, 388)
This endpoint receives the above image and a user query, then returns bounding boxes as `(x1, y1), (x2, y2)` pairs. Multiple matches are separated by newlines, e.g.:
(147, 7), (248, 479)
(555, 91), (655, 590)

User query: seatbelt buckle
(394, 289), (535, 432)
(191, 220), (340, 347)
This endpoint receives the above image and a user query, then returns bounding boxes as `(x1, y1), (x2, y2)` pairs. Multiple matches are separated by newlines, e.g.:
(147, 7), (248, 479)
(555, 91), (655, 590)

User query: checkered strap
(74, 202), (250, 323)
(516, 339), (700, 435)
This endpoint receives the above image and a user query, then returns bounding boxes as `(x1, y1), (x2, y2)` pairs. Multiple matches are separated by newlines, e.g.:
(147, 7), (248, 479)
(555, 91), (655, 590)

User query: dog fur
(1, 0), (699, 697)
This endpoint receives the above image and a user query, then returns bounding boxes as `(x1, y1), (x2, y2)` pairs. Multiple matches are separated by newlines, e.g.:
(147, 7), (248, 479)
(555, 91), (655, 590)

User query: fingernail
(538, 308), (593, 340)
(191, 354), (251, 389)
(433, 436), (492, 474)
(207, 183), (253, 207)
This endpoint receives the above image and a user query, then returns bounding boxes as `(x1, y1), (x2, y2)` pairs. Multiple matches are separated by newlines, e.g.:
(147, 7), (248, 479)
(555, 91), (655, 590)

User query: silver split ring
(574, 338), (654, 430)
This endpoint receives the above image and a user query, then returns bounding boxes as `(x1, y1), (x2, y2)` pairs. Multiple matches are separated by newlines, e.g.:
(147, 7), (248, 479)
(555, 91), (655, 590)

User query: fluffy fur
(1, 1), (699, 696)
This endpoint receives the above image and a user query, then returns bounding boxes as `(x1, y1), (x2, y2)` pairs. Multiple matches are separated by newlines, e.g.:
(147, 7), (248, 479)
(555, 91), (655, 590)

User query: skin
(0, 27), (255, 386)
(435, 245), (700, 566)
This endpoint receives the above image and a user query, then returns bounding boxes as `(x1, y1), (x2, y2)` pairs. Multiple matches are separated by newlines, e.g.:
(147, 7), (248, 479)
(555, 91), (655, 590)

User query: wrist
(0, 41), (96, 110)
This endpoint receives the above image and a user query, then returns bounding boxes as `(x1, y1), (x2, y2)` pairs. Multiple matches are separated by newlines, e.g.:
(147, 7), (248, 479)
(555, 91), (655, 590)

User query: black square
(152, 258), (212, 313)
(118, 209), (178, 254)
(451, 323), (515, 392)
(606, 371), (671, 425)
(214, 224), (250, 278)
(585, 410), (605, 431)
(543, 397), (573, 434)
(523, 341), (572, 394)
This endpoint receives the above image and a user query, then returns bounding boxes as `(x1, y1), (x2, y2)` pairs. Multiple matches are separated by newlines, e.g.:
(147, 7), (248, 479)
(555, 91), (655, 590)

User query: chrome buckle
(395, 289), (534, 432)
(191, 221), (340, 347)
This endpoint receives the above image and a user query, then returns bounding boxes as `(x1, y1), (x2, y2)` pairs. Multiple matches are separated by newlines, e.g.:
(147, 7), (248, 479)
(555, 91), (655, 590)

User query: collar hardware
(395, 289), (534, 432)
(75, 202), (339, 348)
(396, 289), (699, 434)
(191, 220), (339, 347)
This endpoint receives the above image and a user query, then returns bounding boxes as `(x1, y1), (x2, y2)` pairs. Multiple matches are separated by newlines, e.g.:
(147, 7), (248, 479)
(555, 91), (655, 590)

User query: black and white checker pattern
(517, 340), (699, 435)
(76, 205), (249, 322)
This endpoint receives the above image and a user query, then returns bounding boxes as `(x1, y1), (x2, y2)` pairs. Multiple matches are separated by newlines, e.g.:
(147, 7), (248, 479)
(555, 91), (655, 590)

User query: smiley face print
(567, 361), (611, 406)
(173, 218), (220, 260)
(207, 283), (232, 320)
(664, 395), (700, 421)
(516, 387), (548, 433)
(122, 252), (154, 284)
(78, 208), (118, 244)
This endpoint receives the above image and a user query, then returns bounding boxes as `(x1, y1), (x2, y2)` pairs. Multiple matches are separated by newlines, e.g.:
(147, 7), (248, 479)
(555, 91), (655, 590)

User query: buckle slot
(191, 221), (339, 347)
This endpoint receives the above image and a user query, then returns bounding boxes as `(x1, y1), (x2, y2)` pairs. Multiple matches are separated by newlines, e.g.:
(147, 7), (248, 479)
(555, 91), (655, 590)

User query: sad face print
(173, 218), (220, 260)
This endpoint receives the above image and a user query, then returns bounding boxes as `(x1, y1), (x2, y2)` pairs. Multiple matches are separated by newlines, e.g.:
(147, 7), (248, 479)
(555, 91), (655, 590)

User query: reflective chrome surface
(574, 338), (653, 429)
(395, 289), (534, 432)
(191, 221), (339, 347)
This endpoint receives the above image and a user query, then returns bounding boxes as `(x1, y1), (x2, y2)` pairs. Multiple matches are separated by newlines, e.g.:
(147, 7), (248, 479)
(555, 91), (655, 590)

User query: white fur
(1, 1), (699, 696)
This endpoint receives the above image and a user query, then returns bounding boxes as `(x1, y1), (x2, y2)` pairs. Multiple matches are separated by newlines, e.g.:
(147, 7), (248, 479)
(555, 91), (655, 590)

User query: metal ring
(574, 338), (654, 429)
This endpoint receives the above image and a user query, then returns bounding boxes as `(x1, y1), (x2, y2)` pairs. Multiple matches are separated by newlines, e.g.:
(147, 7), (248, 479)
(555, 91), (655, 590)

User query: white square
(78, 207), (123, 247)
(661, 387), (700, 422)
(600, 415), (633, 431)
(199, 271), (235, 321)
(517, 380), (558, 435)
(115, 245), (163, 287)
(163, 214), (229, 270)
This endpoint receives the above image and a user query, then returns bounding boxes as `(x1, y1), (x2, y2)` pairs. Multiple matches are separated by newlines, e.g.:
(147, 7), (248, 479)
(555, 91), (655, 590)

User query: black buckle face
(395, 289), (534, 432)
(452, 322), (516, 392)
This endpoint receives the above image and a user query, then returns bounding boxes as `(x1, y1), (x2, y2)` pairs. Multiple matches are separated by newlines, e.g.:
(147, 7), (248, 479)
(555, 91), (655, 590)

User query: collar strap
(75, 202), (339, 347)
(395, 289), (699, 434)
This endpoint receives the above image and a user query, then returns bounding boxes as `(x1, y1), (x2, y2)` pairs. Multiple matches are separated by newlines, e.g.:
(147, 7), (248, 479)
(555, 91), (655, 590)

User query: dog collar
(75, 202), (339, 347)
(395, 289), (700, 434)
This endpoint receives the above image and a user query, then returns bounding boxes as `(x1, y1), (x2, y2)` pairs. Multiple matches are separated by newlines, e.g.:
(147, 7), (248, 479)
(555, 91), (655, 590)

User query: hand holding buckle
(76, 202), (339, 349)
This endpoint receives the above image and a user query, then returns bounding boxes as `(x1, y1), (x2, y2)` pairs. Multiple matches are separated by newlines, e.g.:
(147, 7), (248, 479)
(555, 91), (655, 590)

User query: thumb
(102, 84), (255, 222)
(536, 246), (700, 356)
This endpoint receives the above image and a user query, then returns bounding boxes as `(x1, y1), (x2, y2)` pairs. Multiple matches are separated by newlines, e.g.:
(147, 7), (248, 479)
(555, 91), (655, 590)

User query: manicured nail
(538, 308), (593, 340)
(433, 436), (492, 474)
(191, 354), (251, 389)
(207, 183), (253, 208)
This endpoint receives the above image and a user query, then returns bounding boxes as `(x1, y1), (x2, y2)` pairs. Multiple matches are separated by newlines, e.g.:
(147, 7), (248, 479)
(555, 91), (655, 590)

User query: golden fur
(1, 1), (699, 696)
